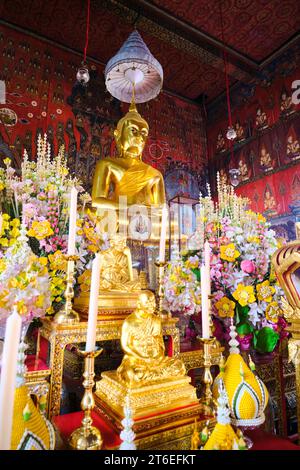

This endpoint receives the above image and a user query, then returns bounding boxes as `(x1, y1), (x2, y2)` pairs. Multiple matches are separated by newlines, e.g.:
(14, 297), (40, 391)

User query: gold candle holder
(199, 337), (216, 416)
(54, 255), (80, 324)
(69, 349), (103, 450)
(155, 260), (169, 318)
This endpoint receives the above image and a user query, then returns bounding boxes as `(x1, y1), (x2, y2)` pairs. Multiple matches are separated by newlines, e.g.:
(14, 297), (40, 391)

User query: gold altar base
(74, 291), (144, 320)
(94, 372), (208, 450)
(95, 371), (199, 420)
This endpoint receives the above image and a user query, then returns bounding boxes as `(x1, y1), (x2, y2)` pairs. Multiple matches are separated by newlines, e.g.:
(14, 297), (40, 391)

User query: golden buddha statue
(92, 96), (165, 210)
(99, 235), (141, 292)
(117, 291), (186, 386)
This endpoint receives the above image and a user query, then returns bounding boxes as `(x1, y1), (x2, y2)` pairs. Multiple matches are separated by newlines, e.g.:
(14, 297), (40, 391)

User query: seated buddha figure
(287, 132), (300, 160)
(92, 98), (165, 211)
(255, 107), (268, 130)
(280, 90), (295, 116)
(260, 144), (273, 171)
(99, 235), (141, 292)
(117, 291), (186, 387)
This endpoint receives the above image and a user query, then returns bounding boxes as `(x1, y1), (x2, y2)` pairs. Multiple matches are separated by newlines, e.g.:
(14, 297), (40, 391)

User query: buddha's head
(136, 291), (156, 315)
(114, 100), (149, 160)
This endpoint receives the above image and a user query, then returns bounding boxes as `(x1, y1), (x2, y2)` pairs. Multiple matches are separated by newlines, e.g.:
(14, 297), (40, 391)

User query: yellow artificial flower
(3, 157), (11, 167)
(10, 218), (20, 228)
(78, 269), (91, 293)
(0, 289), (8, 308)
(233, 284), (256, 307)
(48, 250), (67, 271)
(2, 214), (10, 221)
(220, 243), (240, 263)
(265, 302), (282, 323)
(0, 238), (8, 247)
(10, 227), (20, 238)
(0, 182), (5, 191)
(83, 226), (98, 245)
(247, 235), (260, 244)
(87, 244), (98, 253)
(215, 296), (236, 318)
(256, 280), (275, 303)
(0, 259), (6, 273)
(39, 257), (48, 266)
(8, 238), (17, 246)
(35, 295), (45, 308)
(257, 213), (266, 223)
(16, 300), (27, 316)
(27, 220), (54, 240)
(2, 220), (9, 231)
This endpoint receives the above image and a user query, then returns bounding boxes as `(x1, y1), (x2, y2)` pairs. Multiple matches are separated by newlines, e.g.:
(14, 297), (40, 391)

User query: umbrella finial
(129, 84), (137, 113)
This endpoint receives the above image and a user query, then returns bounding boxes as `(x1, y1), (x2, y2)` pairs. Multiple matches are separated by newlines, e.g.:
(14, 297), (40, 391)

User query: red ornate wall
(0, 24), (207, 194)
(207, 48), (300, 240)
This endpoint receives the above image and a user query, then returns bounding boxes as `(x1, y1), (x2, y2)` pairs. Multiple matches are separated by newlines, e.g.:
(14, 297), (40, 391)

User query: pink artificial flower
(219, 236), (230, 245)
(237, 333), (253, 351)
(241, 259), (256, 274)
(206, 222), (215, 233)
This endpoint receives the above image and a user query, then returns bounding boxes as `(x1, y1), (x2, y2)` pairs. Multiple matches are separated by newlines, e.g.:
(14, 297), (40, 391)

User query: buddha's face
(119, 118), (148, 159)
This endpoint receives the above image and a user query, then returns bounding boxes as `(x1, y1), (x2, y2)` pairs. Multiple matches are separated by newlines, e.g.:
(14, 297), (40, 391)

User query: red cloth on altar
(52, 411), (121, 449)
(25, 354), (49, 372)
(52, 411), (300, 450)
(248, 428), (300, 450)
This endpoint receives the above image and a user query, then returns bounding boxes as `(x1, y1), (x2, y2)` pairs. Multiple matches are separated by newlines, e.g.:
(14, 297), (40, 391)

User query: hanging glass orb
(229, 169), (241, 187)
(76, 64), (90, 86)
(226, 126), (237, 141)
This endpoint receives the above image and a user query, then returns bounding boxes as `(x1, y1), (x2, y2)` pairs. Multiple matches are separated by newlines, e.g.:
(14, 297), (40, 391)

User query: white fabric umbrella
(105, 30), (163, 103)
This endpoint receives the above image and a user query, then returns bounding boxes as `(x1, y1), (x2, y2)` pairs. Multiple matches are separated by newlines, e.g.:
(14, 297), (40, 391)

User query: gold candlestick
(54, 255), (80, 324)
(199, 337), (216, 416)
(155, 260), (169, 318)
(69, 349), (103, 450)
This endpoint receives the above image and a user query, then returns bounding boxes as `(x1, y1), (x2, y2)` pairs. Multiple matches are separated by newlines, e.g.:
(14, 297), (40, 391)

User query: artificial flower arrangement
(163, 175), (288, 354)
(0, 135), (104, 325)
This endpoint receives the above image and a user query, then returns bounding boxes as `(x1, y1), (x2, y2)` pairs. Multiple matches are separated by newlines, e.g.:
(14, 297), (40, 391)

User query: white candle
(204, 240), (211, 296)
(85, 253), (101, 352)
(201, 265), (210, 339)
(67, 186), (78, 256)
(159, 204), (168, 263)
(0, 306), (22, 450)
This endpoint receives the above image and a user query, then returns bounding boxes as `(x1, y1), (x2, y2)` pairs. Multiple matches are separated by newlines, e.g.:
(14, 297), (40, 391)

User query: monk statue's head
(136, 291), (156, 315)
(114, 99), (149, 160)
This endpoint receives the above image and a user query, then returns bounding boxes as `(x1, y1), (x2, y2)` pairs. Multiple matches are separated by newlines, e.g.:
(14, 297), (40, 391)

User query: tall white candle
(201, 265), (210, 339)
(0, 306), (22, 450)
(159, 204), (168, 263)
(204, 240), (211, 296)
(67, 186), (78, 256)
(85, 253), (101, 352)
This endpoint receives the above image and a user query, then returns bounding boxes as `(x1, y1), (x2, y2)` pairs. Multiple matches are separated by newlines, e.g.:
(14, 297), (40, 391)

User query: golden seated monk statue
(117, 291), (186, 386)
(99, 235), (141, 292)
(95, 292), (199, 425)
(92, 97), (165, 211)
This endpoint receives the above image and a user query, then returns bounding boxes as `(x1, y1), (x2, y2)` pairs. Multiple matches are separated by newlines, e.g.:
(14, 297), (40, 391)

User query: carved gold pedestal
(94, 371), (208, 450)
(74, 291), (145, 320)
(95, 371), (198, 419)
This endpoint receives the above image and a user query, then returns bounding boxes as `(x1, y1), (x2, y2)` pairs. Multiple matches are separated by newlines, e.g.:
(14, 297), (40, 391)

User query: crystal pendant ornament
(76, 63), (90, 86)
(226, 126), (237, 141)
(229, 169), (241, 187)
